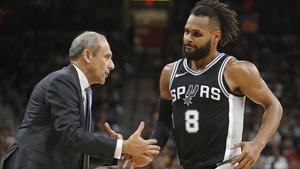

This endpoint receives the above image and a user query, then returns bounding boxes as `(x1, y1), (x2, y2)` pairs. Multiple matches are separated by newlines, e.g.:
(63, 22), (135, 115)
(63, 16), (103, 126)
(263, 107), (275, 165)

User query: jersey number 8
(185, 110), (199, 133)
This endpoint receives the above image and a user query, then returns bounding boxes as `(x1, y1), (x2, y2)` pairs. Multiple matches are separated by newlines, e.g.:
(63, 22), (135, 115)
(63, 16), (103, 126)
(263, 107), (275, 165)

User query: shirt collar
(72, 64), (90, 92)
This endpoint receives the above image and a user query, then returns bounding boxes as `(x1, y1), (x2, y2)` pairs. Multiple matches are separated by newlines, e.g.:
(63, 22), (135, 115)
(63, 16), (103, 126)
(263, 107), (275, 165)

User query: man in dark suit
(0, 31), (160, 169)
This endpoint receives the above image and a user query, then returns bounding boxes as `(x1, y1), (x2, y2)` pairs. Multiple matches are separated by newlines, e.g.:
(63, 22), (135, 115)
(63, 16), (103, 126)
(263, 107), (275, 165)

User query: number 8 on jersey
(185, 110), (199, 133)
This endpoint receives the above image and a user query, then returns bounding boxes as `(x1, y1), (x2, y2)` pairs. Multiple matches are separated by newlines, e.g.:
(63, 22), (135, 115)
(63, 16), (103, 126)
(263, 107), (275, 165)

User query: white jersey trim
(169, 59), (182, 91)
(183, 53), (225, 75)
(218, 56), (232, 98)
(223, 94), (245, 162)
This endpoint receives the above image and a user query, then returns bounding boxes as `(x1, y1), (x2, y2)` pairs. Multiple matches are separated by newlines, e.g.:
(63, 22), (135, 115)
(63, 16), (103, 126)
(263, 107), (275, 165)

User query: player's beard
(182, 39), (211, 61)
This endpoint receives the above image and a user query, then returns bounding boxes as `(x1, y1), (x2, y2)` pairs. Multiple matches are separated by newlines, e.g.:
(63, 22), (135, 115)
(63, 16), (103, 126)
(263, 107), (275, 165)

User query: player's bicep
(242, 77), (275, 107)
(235, 62), (276, 107)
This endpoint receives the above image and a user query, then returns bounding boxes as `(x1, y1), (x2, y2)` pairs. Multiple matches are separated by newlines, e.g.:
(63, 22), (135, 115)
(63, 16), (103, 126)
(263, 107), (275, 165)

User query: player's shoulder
(163, 62), (174, 72)
(161, 59), (182, 74)
(160, 60), (182, 86)
(226, 56), (260, 78)
(159, 63), (174, 84)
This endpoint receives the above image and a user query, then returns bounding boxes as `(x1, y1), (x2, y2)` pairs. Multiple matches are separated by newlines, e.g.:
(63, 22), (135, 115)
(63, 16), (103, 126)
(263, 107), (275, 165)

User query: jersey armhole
(222, 76), (245, 97)
(168, 59), (182, 91)
(218, 56), (245, 97)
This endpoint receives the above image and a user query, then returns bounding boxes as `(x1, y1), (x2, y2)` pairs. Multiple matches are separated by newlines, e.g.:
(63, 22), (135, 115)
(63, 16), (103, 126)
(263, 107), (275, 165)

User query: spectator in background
(0, 118), (12, 158)
(255, 145), (289, 169)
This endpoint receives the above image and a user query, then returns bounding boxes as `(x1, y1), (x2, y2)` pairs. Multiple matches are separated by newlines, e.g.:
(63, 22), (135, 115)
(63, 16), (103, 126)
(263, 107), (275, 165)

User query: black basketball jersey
(169, 53), (245, 169)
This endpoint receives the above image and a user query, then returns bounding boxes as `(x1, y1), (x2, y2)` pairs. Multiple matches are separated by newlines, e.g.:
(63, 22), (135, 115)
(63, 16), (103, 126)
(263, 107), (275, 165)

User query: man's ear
(212, 30), (221, 45)
(83, 49), (92, 63)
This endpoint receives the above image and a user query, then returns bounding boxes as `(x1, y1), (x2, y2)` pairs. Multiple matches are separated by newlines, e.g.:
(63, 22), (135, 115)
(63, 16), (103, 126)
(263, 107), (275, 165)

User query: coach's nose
(108, 58), (115, 71)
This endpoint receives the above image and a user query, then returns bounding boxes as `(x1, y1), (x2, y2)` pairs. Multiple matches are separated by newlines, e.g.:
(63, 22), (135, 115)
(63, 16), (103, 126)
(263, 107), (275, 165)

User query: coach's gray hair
(69, 31), (105, 60)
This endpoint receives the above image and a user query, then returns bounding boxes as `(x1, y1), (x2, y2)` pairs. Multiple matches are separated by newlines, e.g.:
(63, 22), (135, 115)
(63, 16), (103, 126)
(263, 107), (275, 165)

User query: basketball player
(131, 0), (283, 169)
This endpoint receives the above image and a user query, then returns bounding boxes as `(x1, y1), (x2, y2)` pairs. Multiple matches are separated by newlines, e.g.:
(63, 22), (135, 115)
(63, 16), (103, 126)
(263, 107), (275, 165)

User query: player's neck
(189, 50), (218, 71)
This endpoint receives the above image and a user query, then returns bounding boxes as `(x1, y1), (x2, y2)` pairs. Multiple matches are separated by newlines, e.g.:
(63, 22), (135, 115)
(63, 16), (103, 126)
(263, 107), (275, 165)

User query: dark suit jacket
(0, 65), (117, 169)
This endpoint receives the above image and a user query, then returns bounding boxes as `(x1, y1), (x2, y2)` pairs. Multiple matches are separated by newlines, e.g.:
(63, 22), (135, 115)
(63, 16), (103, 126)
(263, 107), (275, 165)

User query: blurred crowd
(0, 0), (299, 169)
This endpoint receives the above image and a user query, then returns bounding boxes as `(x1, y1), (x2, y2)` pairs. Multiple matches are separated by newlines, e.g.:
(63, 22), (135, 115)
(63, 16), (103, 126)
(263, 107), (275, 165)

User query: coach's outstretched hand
(122, 122), (160, 157)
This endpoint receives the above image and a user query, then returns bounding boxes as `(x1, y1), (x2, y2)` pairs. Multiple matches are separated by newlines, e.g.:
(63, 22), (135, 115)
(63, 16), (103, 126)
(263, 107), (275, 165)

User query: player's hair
(69, 31), (105, 60)
(191, 0), (239, 46)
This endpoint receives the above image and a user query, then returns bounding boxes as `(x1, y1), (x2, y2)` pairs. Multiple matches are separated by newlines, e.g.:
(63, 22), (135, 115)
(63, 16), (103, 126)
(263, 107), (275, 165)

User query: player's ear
(212, 30), (221, 45)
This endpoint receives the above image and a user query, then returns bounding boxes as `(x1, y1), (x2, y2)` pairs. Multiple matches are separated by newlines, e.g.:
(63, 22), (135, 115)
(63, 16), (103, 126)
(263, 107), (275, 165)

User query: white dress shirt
(72, 64), (123, 159)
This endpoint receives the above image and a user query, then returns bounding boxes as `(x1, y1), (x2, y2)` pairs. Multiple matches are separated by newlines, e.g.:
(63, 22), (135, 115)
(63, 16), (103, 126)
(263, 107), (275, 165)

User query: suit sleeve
(45, 75), (117, 160)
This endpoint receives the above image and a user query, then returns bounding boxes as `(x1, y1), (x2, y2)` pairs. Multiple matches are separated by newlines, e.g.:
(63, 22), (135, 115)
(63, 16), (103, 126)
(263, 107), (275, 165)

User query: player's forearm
(152, 121), (171, 149)
(254, 99), (282, 148)
(151, 97), (173, 149)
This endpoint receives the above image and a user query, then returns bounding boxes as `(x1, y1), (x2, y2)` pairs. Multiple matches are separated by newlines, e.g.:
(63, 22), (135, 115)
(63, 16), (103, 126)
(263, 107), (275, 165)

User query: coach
(0, 31), (159, 169)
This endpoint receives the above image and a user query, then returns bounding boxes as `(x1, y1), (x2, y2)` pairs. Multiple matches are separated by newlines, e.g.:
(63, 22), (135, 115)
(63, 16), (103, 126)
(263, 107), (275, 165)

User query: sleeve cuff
(114, 139), (123, 159)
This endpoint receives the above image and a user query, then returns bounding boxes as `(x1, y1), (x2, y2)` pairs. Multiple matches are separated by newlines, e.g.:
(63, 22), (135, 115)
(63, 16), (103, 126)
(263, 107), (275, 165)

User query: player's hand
(104, 122), (123, 139)
(231, 141), (264, 169)
(122, 122), (160, 156)
(130, 154), (156, 168)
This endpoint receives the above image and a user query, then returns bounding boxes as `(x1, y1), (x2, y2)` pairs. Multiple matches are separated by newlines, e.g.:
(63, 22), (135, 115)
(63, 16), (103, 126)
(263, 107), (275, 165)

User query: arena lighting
(130, 0), (171, 1)
(129, 0), (171, 7)
(145, 0), (153, 6)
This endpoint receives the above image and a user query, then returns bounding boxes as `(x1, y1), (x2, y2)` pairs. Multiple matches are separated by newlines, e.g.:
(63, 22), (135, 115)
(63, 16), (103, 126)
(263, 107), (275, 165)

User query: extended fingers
(234, 159), (252, 169)
(233, 153), (255, 169)
(140, 143), (160, 155)
(133, 122), (145, 136)
(240, 159), (252, 169)
(147, 144), (160, 150)
(234, 156), (247, 169)
(232, 153), (246, 168)
(144, 149), (160, 155)
(145, 144), (160, 155)
(146, 139), (158, 145)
